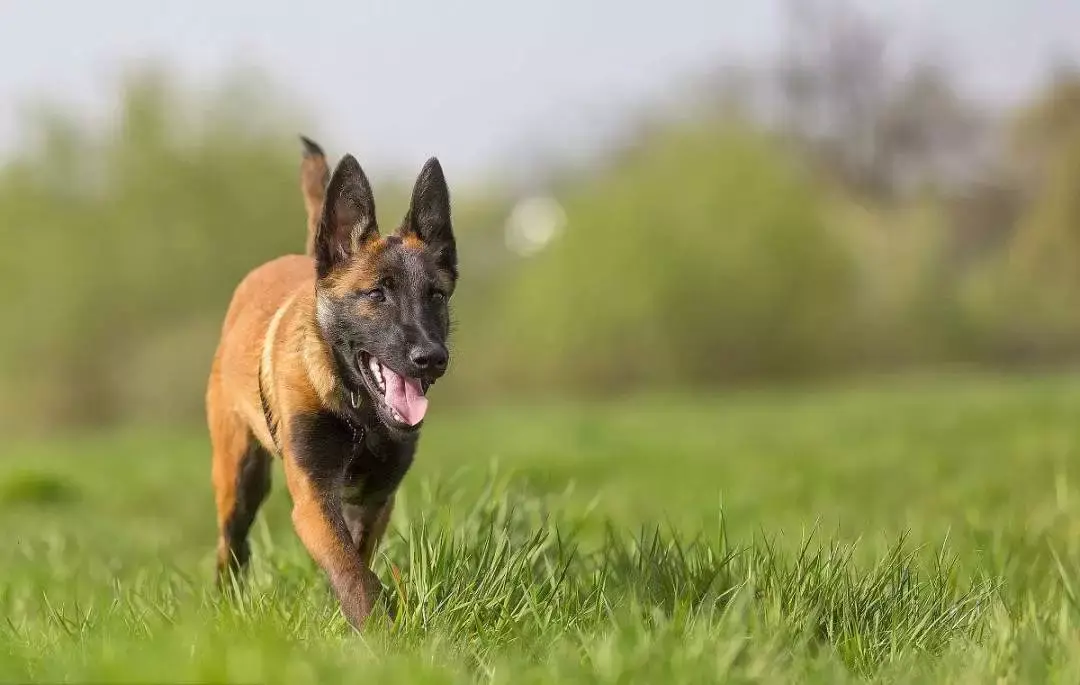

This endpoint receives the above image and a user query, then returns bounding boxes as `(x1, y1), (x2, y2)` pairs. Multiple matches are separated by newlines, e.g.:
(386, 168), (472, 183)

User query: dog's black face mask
(312, 155), (457, 438)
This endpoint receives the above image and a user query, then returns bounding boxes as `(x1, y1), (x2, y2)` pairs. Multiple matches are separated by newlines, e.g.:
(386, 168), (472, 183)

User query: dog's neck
(301, 306), (342, 411)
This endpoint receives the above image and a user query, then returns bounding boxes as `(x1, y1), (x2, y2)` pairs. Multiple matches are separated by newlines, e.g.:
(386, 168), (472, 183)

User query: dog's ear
(401, 157), (456, 275)
(314, 154), (378, 279)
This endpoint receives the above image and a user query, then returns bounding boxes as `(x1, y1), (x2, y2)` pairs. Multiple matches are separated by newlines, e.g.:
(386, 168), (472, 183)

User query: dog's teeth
(368, 358), (385, 387)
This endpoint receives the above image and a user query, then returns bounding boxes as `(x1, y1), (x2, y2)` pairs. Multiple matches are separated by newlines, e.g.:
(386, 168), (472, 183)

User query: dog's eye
(431, 290), (447, 304)
(364, 288), (385, 303)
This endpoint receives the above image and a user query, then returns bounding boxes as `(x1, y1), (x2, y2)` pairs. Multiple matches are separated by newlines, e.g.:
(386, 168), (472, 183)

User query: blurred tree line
(2, 2), (1080, 432)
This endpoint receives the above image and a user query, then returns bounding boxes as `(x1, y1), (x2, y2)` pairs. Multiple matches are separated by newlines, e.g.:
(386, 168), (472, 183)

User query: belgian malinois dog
(206, 137), (457, 628)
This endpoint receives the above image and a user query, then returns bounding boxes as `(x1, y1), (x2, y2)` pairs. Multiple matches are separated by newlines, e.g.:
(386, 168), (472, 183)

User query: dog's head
(312, 154), (457, 438)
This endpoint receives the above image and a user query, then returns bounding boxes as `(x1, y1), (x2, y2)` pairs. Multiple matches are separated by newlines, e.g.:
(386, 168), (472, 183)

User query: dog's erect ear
(401, 157), (456, 273)
(315, 154), (378, 279)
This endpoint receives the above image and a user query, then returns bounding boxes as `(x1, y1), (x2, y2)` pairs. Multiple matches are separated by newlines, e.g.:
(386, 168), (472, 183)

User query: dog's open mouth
(355, 352), (429, 428)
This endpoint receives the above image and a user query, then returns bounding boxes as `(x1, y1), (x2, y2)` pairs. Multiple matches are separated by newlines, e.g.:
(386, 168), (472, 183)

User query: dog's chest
(290, 410), (416, 505)
(339, 438), (415, 505)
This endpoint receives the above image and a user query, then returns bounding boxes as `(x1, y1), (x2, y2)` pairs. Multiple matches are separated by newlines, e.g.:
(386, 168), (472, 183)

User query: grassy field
(4, 373), (1080, 682)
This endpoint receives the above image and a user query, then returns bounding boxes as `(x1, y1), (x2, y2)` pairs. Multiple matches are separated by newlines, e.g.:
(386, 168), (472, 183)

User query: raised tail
(299, 135), (330, 256)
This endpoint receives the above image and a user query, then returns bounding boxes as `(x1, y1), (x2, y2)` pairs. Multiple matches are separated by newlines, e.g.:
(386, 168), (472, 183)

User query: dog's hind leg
(209, 399), (272, 587)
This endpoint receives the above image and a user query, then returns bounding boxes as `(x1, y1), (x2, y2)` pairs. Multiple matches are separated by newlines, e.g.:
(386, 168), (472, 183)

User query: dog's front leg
(283, 454), (380, 630)
(343, 496), (395, 566)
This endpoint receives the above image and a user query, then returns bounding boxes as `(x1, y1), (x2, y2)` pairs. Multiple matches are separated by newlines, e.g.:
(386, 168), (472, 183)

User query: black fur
(220, 441), (272, 575)
(299, 134), (325, 158)
(314, 155), (378, 280)
(405, 158), (457, 278)
(288, 411), (367, 552)
(319, 243), (452, 385)
(290, 411), (414, 515)
(345, 428), (415, 502)
(290, 411), (363, 489)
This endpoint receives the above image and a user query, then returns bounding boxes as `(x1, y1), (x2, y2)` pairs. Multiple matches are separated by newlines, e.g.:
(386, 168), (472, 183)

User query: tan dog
(206, 138), (457, 628)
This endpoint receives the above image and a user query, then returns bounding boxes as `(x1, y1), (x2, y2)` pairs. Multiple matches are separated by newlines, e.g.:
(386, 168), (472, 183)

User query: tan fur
(205, 253), (365, 592)
(283, 453), (382, 620)
(321, 237), (380, 293)
(208, 255), (320, 454)
(401, 234), (425, 251)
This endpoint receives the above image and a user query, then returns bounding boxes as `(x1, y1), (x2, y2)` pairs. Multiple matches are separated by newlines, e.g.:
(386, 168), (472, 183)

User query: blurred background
(1, 0), (1079, 434)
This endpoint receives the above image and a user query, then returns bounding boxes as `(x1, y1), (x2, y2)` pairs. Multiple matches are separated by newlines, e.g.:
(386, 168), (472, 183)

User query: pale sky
(2, 1), (1077, 181)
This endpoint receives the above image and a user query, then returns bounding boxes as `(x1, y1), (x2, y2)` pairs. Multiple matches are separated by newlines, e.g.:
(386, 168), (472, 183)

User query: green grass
(5, 373), (1080, 682)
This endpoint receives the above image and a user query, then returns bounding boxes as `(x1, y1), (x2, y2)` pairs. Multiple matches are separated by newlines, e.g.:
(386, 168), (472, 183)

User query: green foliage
(5, 66), (1080, 430)
(959, 71), (1080, 360)
(0, 69), (308, 427)
(488, 124), (856, 393)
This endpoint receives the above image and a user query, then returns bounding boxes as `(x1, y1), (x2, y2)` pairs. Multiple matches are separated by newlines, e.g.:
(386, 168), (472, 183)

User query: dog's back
(207, 254), (313, 451)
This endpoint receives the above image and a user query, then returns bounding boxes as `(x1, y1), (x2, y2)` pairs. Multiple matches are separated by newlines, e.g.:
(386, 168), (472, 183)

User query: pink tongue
(381, 366), (429, 426)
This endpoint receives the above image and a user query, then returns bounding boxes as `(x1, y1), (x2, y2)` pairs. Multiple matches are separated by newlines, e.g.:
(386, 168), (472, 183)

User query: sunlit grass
(5, 373), (1080, 682)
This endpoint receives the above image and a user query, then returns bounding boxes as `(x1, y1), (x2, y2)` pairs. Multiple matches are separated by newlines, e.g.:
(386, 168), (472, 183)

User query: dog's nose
(409, 343), (448, 373)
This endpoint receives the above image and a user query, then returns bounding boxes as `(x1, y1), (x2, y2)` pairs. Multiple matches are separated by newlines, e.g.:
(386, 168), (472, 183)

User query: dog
(206, 137), (457, 628)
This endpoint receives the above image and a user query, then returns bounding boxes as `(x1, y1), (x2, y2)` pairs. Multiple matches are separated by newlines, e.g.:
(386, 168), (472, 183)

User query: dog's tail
(299, 135), (330, 256)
